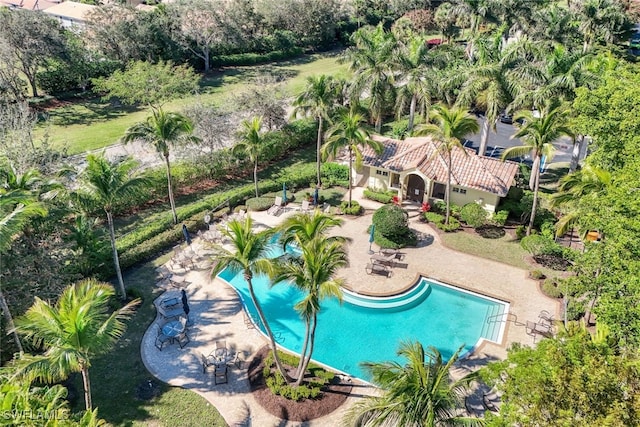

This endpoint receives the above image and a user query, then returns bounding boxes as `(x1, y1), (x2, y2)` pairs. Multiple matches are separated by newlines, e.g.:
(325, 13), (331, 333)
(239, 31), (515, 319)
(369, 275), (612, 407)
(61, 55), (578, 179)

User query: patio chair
(214, 364), (228, 385)
(365, 262), (393, 277)
(214, 340), (227, 358)
(267, 196), (283, 216)
(154, 325), (172, 351)
(379, 248), (406, 260)
(201, 353), (214, 374)
(300, 200), (310, 213)
(175, 320), (190, 349)
(370, 253), (396, 267)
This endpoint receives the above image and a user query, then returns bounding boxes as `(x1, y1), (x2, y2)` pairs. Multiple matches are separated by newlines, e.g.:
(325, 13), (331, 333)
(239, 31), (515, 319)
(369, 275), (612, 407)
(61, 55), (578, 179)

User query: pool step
(481, 303), (507, 343)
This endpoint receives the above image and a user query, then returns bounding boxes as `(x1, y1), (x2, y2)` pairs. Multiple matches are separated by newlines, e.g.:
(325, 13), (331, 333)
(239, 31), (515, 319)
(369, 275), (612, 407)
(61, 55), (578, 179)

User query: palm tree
(233, 117), (265, 198)
(0, 192), (47, 355)
(456, 32), (540, 157)
(344, 341), (482, 427)
(74, 154), (150, 299)
(414, 105), (480, 225)
(293, 75), (338, 187)
(501, 103), (573, 236)
(572, 0), (631, 53)
(278, 209), (345, 249)
(15, 279), (139, 411)
(122, 108), (199, 224)
(392, 36), (435, 134)
(209, 216), (291, 381)
(342, 24), (397, 132)
(271, 237), (346, 386)
(322, 110), (383, 208)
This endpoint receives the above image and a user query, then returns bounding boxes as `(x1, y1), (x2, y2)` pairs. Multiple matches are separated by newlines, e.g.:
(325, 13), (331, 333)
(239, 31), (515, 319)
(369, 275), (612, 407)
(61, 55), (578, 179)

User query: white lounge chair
(267, 196), (283, 216)
(300, 200), (310, 212)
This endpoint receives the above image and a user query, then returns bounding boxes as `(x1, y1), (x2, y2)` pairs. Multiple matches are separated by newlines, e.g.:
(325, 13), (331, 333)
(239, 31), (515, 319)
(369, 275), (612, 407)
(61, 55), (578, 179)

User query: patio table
(162, 320), (184, 341)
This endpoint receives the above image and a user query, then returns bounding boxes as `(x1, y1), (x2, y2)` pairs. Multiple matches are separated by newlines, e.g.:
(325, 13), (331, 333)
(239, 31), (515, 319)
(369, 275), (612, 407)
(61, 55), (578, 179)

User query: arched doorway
(406, 174), (425, 202)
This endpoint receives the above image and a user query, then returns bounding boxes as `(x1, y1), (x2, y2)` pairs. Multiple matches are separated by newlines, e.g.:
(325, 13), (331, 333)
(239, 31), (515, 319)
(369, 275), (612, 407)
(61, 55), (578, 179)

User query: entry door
(406, 175), (425, 202)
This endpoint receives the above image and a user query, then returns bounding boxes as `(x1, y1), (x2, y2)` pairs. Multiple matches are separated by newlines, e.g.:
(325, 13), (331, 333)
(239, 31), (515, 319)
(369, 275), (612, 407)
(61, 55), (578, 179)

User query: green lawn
(439, 229), (560, 278)
(36, 51), (348, 155)
(78, 260), (227, 426)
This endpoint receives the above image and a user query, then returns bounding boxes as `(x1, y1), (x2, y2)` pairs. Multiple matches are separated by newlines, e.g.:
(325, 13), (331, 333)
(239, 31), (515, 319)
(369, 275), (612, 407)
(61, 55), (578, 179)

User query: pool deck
(141, 188), (560, 426)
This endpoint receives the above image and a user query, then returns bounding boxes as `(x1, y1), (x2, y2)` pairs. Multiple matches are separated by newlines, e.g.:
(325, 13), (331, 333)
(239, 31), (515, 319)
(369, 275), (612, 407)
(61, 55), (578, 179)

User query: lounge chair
(525, 320), (553, 342)
(365, 262), (393, 277)
(370, 253), (396, 267)
(379, 248), (406, 260)
(267, 196), (283, 216)
(300, 200), (310, 212)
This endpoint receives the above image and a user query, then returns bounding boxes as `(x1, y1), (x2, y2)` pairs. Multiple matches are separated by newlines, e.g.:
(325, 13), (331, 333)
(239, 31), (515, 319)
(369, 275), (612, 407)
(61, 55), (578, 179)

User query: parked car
(499, 112), (513, 124)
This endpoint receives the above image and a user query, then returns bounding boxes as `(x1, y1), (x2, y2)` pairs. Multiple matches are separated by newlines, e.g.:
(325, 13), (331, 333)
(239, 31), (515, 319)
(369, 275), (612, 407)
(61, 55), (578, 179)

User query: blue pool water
(218, 250), (508, 381)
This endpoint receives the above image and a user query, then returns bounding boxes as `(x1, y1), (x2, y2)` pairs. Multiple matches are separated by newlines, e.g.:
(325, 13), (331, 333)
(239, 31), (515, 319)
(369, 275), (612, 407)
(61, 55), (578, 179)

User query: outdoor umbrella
(368, 224), (375, 254)
(313, 187), (319, 206)
(182, 224), (192, 245)
(181, 289), (192, 325)
(282, 183), (287, 206)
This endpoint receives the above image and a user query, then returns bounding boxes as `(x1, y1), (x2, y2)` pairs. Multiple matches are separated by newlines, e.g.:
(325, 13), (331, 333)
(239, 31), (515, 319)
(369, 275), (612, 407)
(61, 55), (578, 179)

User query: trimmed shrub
(436, 217), (461, 232)
(340, 200), (363, 215)
(460, 203), (488, 228)
(372, 204), (417, 247)
(424, 212), (444, 224)
(566, 299), (586, 321)
(542, 277), (564, 298)
(246, 197), (275, 211)
(529, 270), (546, 280)
(520, 235), (555, 256)
(210, 48), (304, 67)
(431, 200), (447, 214)
(515, 225), (526, 240)
(491, 210), (509, 226)
(263, 350), (333, 401)
(363, 188), (395, 204)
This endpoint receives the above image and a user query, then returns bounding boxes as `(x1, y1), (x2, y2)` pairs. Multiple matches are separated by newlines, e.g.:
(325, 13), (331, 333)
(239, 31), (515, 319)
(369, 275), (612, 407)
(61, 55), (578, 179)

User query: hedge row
(210, 48), (304, 67)
(363, 188), (395, 204)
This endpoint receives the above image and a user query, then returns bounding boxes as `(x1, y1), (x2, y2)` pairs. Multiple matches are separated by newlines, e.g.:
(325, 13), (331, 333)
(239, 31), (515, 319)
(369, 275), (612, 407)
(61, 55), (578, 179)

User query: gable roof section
(362, 135), (519, 197)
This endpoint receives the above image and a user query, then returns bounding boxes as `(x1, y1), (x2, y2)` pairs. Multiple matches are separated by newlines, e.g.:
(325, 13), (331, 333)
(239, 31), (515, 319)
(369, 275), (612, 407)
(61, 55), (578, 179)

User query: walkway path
(140, 191), (560, 426)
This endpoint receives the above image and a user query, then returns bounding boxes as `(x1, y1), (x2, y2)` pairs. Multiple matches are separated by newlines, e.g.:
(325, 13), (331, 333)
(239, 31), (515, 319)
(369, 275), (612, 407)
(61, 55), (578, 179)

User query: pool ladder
(481, 307), (520, 343)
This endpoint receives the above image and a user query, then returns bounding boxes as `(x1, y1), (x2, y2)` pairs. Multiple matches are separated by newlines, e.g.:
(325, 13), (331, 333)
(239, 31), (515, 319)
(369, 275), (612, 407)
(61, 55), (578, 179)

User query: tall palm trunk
(478, 116), (490, 156)
(347, 148), (353, 208)
(81, 364), (92, 410)
(297, 315), (318, 387)
(445, 152), (452, 225)
(0, 290), (23, 354)
(253, 159), (259, 198)
(408, 94), (417, 133)
(295, 319), (312, 386)
(245, 273), (291, 381)
(316, 116), (324, 187)
(164, 155), (178, 225)
(527, 159), (541, 236)
(375, 115), (382, 133)
(570, 135), (584, 172)
(106, 211), (126, 299)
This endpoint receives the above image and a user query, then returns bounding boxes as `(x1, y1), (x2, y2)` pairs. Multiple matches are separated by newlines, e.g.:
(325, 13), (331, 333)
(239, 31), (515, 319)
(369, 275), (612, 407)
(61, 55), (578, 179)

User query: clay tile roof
(362, 135), (519, 197)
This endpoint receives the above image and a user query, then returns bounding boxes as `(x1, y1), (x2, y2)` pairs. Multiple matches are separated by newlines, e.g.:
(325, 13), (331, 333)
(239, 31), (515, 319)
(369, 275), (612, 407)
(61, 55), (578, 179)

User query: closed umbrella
(313, 187), (319, 206)
(282, 183), (287, 206)
(182, 224), (192, 245)
(368, 224), (375, 254)
(181, 289), (192, 326)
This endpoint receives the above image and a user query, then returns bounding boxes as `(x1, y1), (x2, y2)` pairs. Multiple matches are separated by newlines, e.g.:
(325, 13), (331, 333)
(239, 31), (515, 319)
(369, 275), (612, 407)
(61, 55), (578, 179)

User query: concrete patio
(140, 189), (560, 426)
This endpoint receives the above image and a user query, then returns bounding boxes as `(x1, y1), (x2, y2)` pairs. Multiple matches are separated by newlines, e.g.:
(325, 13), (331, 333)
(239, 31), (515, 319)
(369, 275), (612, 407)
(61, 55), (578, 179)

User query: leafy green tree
(73, 154), (150, 299)
(345, 341), (482, 427)
(209, 217), (291, 382)
(0, 8), (68, 97)
(233, 117), (267, 198)
(414, 104), (480, 225)
(501, 102), (573, 235)
(293, 75), (338, 187)
(572, 0), (633, 53)
(322, 109), (383, 208)
(15, 279), (139, 411)
(434, 2), (460, 43)
(122, 109), (199, 224)
(343, 24), (397, 133)
(483, 323), (640, 426)
(272, 223), (346, 386)
(92, 60), (199, 108)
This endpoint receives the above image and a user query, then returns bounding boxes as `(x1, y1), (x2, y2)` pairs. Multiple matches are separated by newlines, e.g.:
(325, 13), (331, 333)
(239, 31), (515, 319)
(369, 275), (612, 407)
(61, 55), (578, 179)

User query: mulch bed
(247, 346), (353, 422)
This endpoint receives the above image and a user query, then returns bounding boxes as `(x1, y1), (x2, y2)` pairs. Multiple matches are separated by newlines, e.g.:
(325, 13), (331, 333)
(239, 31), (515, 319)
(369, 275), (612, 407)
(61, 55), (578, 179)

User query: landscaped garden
(2, 0), (640, 425)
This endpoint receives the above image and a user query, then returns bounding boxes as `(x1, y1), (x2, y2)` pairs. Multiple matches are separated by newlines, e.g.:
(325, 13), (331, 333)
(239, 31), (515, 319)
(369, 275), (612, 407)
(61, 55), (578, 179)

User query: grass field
(35, 52), (348, 155)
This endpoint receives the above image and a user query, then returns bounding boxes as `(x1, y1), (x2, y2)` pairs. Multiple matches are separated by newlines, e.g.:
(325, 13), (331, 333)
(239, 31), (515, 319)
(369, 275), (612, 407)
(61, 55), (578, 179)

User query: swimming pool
(218, 255), (509, 381)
